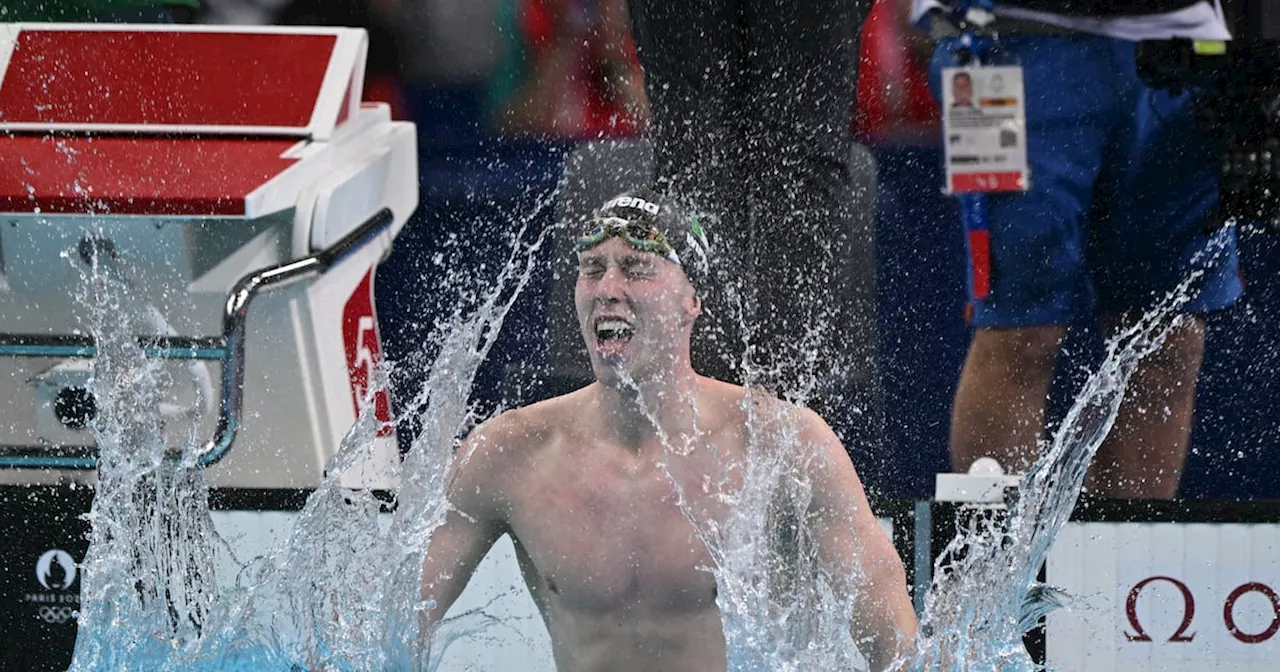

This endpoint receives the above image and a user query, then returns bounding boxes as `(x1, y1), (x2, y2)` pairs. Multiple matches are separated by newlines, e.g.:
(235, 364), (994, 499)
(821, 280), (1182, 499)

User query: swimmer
(417, 188), (917, 670)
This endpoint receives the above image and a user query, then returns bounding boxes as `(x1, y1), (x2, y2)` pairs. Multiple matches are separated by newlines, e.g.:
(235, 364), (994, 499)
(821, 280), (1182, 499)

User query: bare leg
(1086, 317), (1206, 499)
(950, 326), (1065, 474)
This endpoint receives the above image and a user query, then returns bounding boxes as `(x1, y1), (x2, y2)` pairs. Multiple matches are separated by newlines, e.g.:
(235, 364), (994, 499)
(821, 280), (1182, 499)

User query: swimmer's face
(575, 237), (700, 382)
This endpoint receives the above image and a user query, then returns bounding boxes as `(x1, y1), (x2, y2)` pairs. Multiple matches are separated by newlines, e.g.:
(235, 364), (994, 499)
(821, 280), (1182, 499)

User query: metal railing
(0, 207), (395, 470)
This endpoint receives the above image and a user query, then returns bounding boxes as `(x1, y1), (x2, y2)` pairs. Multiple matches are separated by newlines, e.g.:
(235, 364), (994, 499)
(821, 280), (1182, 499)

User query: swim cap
(576, 188), (711, 286)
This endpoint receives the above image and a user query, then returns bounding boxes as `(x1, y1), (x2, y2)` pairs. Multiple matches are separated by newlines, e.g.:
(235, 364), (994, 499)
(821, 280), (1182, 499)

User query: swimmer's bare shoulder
(681, 377), (806, 455)
(695, 378), (813, 443)
(419, 390), (587, 643)
(447, 387), (592, 515)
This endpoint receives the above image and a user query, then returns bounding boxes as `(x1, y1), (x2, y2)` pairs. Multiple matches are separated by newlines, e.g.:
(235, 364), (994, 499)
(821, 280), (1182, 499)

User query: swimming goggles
(575, 216), (683, 266)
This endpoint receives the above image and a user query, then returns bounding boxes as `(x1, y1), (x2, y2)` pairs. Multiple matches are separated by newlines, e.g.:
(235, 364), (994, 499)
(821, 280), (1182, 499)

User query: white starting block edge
(934, 473), (1023, 504)
(0, 24), (419, 490)
(935, 457), (1023, 504)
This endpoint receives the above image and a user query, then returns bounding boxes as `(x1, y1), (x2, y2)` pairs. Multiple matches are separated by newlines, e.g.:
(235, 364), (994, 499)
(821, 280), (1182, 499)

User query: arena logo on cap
(603, 196), (660, 215)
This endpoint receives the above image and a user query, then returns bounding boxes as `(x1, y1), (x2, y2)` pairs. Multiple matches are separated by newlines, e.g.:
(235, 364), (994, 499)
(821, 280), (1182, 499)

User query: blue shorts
(929, 34), (1243, 328)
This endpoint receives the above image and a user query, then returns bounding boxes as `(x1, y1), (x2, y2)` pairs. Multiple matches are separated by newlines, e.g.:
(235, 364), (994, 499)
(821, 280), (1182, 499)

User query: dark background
(373, 127), (1280, 501)
(1224, 0), (1280, 39)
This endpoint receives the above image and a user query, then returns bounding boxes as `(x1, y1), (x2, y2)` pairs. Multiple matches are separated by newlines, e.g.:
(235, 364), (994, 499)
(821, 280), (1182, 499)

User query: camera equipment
(1137, 38), (1280, 232)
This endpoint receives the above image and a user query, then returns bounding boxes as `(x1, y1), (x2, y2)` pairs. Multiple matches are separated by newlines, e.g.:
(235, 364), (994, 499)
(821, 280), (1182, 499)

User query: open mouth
(594, 317), (634, 356)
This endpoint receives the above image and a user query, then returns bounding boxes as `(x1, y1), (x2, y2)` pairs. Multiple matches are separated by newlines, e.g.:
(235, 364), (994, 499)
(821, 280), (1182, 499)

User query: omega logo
(1124, 576), (1280, 645)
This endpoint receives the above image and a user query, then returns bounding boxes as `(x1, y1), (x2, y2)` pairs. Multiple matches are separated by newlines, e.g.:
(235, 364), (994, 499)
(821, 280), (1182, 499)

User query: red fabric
(0, 30), (335, 128)
(581, 64), (644, 138)
(854, 0), (940, 141)
(582, 5), (644, 138)
(521, 0), (556, 56)
(362, 75), (410, 121)
(967, 229), (992, 299)
(0, 135), (299, 216)
(513, 0), (644, 139)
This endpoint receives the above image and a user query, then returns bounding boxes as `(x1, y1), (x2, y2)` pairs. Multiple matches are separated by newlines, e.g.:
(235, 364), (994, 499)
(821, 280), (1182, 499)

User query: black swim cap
(578, 187), (711, 286)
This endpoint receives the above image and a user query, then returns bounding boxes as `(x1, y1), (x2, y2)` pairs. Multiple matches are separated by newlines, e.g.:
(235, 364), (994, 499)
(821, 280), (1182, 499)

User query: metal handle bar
(0, 207), (395, 470)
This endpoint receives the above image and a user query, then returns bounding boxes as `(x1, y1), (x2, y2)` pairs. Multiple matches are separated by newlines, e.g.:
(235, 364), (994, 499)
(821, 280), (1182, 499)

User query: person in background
(624, 0), (876, 435)
(948, 71), (975, 108)
(914, 0), (1243, 498)
(273, 0), (411, 121)
(488, 0), (649, 138)
(854, 0), (941, 146)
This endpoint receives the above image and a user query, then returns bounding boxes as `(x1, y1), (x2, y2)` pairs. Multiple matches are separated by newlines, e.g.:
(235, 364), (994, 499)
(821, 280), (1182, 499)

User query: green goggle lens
(576, 218), (678, 261)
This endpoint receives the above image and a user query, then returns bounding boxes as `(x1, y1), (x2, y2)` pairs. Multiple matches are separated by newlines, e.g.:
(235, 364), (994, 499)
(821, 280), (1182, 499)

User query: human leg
(1085, 40), (1243, 498)
(927, 35), (1122, 473)
(626, 0), (744, 202)
(951, 325), (1066, 473)
(732, 0), (869, 399)
(1087, 317), (1205, 498)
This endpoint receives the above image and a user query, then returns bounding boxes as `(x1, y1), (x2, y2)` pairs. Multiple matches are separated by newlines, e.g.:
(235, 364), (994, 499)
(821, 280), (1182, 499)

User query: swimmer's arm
(416, 433), (510, 660)
(802, 413), (917, 671)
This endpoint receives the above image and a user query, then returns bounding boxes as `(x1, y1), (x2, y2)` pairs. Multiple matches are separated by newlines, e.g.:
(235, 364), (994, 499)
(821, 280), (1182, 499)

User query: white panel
(1097, 522), (1123, 671)
(309, 149), (391, 252)
(1048, 522), (1280, 672)
(1046, 524), (1084, 670)
(308, 28), (367, 142)
(289, 297), (332, 468)
(209, 510), (298, 590)
(0, 24), (18, 89)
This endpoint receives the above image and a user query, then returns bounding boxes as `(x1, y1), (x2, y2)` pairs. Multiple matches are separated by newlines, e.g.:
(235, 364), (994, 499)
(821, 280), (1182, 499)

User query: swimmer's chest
(506, 449), (721, 613)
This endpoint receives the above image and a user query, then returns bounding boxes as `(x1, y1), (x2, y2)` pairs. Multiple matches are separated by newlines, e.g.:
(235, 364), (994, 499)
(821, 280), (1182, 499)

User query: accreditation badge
(941, 65), (1029, 193)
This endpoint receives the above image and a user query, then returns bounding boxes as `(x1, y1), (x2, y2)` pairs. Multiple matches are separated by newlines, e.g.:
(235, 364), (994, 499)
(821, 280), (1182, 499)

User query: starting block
(0, 24), (417, 488)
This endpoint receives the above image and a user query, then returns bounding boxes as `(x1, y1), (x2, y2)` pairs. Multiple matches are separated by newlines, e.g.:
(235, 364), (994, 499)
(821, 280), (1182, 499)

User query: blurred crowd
(182, 0), (934, 144)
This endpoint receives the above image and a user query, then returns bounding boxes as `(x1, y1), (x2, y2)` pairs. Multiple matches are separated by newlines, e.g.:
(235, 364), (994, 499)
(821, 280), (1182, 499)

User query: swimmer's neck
(593, 363), (702, 453)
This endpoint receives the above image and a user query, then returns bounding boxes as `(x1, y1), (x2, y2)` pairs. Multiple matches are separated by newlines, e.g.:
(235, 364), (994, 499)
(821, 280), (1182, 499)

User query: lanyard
(944, 1), (1000, 250)
(943, 0), (1000, 66)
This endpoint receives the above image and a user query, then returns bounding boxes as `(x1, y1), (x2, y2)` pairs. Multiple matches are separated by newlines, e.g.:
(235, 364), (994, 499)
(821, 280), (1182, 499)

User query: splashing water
(895, 231), (1236, 672)
(625, 384), (862, 670)
(893, 312), (1180, 672)
(614, 226), (1236, 672)
(66, 193), (556, 671)
(70, 237), (223, 670)
(63, 168), (1234, 672)
(696, 400), (867, 672)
